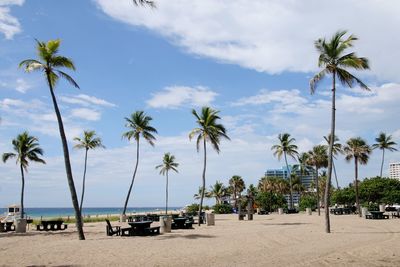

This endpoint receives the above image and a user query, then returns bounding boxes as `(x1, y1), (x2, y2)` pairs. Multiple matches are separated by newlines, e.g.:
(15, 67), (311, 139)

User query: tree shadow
(263, 223), (311, 226)
(156, 233), (216, 240)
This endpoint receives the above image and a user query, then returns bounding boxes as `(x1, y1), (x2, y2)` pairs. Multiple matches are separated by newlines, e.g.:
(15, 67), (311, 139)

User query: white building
(389, 162), (400, 180)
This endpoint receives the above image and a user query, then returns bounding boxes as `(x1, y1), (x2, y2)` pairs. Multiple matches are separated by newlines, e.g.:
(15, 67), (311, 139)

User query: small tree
(2, 132), (46, 219)
(155, 153), (179, 214)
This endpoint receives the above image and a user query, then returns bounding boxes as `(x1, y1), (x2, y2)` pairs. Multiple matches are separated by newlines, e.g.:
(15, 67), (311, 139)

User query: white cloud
(0, 0), (24, 40)
(95, 0), (400, 82)
(0, 77), (33, 93)
(147, 85), (217, 108)
(60, 94), (116, 107)
(15, 78), (31, 93)
(70, 108), (101, 121)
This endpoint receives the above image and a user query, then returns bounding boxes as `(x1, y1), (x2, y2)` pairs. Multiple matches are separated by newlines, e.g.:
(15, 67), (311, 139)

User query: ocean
(1, 207), (181, 219)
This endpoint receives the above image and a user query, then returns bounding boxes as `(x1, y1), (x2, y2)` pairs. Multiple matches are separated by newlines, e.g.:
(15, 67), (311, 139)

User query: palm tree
(194, 186), (211, 200)
(293, 152), (313, 189)
(307, 145), (328, 216)
(323, 134), (343, 189)
(209, 181), (227, 205)
(122, 111), (157, 217)
(156, 152), (179, 214)
(291, 174), (305, 196)
(344, 137), (372, 217)
(19, 39), (85, 239)
(372, 132), (398, 177)
(73, 130), (105, 214)
(229, 175), (246, 209)
(189, 106), (230, 226)
(310, 30), (369, 233)
(2, 132), (45, 220)
(271, 133), (299, 209)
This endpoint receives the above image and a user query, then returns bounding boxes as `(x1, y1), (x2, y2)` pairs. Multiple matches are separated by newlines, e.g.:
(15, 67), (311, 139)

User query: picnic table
(366, 211), (389, 220)
(331, 207), (352, 215)
(123, 221), (159, 236)
(172, 217), (193, 229)
(0, 222), (15, 232)
(36, 220), (68, 231)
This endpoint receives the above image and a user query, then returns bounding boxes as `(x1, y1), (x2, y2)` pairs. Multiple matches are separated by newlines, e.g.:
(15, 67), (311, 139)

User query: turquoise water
(1, 207), (180, 219)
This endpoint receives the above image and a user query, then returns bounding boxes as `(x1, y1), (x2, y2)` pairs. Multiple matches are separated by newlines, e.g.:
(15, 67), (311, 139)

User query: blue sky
(1, 0), (400, 208)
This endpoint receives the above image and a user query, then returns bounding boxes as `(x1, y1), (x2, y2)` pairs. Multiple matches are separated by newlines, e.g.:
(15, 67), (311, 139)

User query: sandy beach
(0, 212), (399, 266)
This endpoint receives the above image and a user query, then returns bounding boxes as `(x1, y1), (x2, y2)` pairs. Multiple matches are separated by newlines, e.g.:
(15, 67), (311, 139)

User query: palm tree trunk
(354, 157), (361, 217)
(380, 149), (385, 178)
(79, 148), (88, 214)
(198, 139), (207, 226)
(316, 167), (320, 216)
(47, 73), (85, 240)
(20, 164), (25, 219)
(284, 152), (293, 209)
(123, 138), (140, 215)
(325, 70), (336, 233)
(333, 160), (340, 189)
(165, 170), (169, 214)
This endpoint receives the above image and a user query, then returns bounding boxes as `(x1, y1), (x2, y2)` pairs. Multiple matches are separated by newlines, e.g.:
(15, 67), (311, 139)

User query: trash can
(120, 214), (127, 223)
(361, 207), (368, 218)
(379, 204), (385, 212)
(306, 208), (312, 215)
(160, 216), (172, 233)
(278, 208), (284, 215)
(15, 218), (27, 233)
(206, 213), (215, 226)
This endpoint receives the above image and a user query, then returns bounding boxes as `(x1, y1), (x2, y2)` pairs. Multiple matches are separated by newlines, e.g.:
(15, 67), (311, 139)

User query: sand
(0, 212), (399, 266)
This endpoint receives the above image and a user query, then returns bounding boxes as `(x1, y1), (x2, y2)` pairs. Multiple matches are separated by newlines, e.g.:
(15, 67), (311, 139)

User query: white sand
(1, 212), (399, 266)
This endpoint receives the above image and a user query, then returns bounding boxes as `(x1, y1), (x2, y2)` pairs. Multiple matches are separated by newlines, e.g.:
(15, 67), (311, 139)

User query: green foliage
(213, 203), (233, 214)
(186, 203), (200, 215)
(299, 194), (317, 211)
(255, 191), (287, 212)
(359, 176), (400, 204)
(331, 187), (356, 205)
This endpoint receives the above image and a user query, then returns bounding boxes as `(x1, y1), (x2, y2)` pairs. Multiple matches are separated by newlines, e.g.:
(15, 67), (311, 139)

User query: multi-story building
(264, 166), (316, 207)
(389, 162), (400, 180)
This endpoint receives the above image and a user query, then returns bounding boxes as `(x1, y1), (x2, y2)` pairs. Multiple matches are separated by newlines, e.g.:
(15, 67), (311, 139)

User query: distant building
(389, 162), (400, 180)
(265, 166), (316, 206)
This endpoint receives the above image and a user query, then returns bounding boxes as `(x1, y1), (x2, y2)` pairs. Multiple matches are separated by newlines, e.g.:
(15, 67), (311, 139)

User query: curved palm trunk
(123, 138), (140, 215)
(79, 148), (89, 214)
(47, 74), (85, 240)
(20, 164), (25, 219)
(325, 71), (336, 233)
(315, 166), (320, 216)
(380, 149), (385, 178)
(198, 139), (207, 226)
(333, 161), (340, 189)
(284, 152), (293, 209)
(165, 170), (169, 214)
(354, 158), (361, 217)
(233, 188), (238, 209)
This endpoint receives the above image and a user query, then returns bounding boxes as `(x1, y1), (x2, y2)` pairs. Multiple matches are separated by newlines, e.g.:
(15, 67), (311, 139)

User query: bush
(213, 203), (233, 214)
(185, 203), (199, 216)
(255, 192), (287, 212)
(299, 194), (317, 211)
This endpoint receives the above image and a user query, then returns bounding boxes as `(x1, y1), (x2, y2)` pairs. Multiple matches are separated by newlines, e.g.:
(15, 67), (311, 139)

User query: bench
(145, 226), (160, 235)
(365, 214), (373, 219)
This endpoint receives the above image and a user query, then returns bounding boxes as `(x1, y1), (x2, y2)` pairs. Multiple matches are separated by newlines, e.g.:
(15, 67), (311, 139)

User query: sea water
(1, 207), (180, 219)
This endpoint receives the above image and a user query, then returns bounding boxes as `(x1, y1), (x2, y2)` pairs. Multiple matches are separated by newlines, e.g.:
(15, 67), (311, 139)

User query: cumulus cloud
(70, 108), (101, 121)
(146, 85), (218, 108)
(0, 0), (24, 39)
(94, 0), (400, 82)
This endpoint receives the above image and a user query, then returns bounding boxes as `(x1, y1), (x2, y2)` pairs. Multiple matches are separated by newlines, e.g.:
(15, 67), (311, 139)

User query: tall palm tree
(293, 152), (313, 189)
(307, 145), (328, 216)
(372, 132), (398, 177)
(19, 39), (85, 240)
(310, 30), (369, 233)
(2, 132), (45, 220)
(122, 111), (157, 217)
(189, 106), (230, 226)
(323, 134), (343, 189)
(209, 181), (226, 205)
(344, 137), (372, 217)
(156, 152), (179, 214)
(271, 133), (299, 209)
(291, 174), (305, 196)
(73, 130), (105, 213)
(229, 175), (246, 209)
(194, 186), (211, 200)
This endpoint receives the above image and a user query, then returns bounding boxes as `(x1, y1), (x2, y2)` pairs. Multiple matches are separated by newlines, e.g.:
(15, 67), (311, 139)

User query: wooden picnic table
(37, 220), (67, 231)
(125, 221), (153, 236)
(367, 211), (389, 220)
(173, 217), (187, 229)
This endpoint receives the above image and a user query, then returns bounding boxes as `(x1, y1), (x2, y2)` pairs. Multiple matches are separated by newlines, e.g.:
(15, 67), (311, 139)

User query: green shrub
(213, 203), (233, 214)
(186, 203), (200, 215)
(255, 192), (287, 212)
(299, 194), (317, 211)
